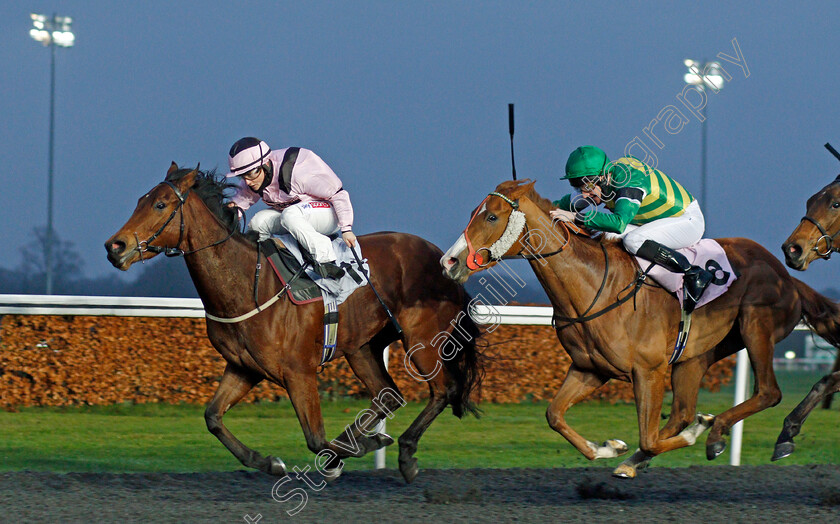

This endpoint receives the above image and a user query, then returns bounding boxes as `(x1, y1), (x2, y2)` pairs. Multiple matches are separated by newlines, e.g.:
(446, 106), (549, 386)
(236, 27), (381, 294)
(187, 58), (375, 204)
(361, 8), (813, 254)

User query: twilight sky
(2, 1), (840, 294)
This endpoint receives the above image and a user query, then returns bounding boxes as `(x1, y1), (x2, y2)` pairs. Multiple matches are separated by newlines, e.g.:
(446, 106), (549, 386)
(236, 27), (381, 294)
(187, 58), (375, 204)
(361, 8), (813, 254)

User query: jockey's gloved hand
(342, 231), (357, 248)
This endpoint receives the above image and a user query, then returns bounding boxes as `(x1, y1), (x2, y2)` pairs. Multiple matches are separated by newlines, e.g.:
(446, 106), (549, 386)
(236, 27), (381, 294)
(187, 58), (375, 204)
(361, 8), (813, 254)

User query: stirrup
(314, 261), (345, 280)
(682, 268), (713, 313)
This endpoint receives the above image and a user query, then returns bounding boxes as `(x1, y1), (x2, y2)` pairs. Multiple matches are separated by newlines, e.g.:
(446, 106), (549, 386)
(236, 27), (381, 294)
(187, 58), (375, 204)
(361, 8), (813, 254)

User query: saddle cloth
(634, 239), (738, 310)
(275, 233), (369, 306)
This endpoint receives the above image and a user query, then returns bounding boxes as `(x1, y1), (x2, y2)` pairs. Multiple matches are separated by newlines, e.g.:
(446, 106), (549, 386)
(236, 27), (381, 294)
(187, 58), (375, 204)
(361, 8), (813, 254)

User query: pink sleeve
(330, 189), (354, 232)
(228, 180), (260, 210)
(292, 150), (354, 230)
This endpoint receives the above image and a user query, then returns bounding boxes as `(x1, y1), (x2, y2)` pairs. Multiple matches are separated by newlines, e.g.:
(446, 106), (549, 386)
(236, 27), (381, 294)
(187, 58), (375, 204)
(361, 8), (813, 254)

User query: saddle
(259, 239), (322, 304)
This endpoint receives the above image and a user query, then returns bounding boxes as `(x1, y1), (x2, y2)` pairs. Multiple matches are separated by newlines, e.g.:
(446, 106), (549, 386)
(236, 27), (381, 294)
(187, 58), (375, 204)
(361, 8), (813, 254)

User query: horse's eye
(155, 202), (167, 210)
(486, 214), (497, 223)
(832, 202), (840, 209)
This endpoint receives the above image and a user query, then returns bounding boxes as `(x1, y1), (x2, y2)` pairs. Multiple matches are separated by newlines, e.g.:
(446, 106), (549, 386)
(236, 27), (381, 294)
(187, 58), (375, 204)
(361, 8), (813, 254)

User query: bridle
(135, 179), (239, 262)
(800, 214), (840, 259)
(463, 190), (650, 329)
(463, 191), (570, 270)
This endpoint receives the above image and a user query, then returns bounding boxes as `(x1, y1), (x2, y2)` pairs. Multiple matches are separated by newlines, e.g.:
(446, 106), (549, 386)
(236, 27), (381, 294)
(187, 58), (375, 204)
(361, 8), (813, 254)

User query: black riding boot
(636, 240), (713, 314)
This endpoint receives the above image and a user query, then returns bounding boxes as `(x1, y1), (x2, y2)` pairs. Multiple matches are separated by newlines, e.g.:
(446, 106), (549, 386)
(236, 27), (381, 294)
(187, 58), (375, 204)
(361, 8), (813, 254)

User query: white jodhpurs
(619, 200), (705, 255)
(248, 201), (340, 263)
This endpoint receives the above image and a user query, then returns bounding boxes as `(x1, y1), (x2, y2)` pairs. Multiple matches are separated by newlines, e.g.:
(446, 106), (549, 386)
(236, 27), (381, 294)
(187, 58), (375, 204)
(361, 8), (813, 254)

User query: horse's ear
(834, 173), (840, 183)
(511, 179), (537, 199)
(166, 162), (179, 179)
(176, 168), (199, 191)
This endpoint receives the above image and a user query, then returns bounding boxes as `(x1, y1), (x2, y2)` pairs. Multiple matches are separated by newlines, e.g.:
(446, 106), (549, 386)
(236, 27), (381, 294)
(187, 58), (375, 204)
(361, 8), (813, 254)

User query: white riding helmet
(225, 137), (272, 178)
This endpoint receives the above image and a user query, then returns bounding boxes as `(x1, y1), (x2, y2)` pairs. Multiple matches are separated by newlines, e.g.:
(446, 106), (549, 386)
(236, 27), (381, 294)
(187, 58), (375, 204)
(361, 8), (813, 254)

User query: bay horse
(104, 163), (483, 483)
(775, 174), (840, 460)
(441, 179), (840, 477)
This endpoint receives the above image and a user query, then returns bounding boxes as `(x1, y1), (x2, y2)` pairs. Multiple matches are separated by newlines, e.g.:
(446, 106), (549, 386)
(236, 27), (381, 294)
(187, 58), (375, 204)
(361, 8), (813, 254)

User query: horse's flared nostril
(784, 242), (803, 259)
(446, 257), (459, 270)
(106, 240), (126, 256)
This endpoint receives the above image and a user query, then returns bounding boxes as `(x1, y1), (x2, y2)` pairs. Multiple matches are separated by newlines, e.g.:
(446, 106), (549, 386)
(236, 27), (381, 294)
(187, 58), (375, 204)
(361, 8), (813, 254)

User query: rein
(469, 191), (649, 329)
(801, 215), (840, 258)
(135, 180), (239, 261)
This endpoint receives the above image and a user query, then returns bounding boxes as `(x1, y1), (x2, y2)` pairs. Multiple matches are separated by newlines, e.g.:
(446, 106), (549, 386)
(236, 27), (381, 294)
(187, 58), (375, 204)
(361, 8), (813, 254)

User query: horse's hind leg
(773, 370), (840, 460)
(205, 363), (286, 475)
(661, 354), (715, 438)
(331, 342), (404, 457)
(820, 354), (840, 409)
(396, 338), (455, 484)
(706, 316), (782, 460)
(546, 364), (627, 460)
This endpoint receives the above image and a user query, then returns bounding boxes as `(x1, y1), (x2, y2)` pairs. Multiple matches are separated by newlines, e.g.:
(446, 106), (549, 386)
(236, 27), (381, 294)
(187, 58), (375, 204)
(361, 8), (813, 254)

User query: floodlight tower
(29, 13), (75, 294)
(683, 59), (725, 224)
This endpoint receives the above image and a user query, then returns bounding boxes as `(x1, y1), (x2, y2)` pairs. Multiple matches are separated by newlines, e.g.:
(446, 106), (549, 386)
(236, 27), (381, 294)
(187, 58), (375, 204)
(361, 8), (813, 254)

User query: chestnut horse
(105, 164), (483, 483)
(442, 179), (840, 477)
(775, 174), (840, 460)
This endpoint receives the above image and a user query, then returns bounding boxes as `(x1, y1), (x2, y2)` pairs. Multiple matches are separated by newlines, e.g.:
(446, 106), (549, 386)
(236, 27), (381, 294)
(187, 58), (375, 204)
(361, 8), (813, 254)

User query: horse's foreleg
(773, 370), (840, 461)
(614, 366), (714, 479)
(546, 365), (626, 460)
(205, 364), (285, 475)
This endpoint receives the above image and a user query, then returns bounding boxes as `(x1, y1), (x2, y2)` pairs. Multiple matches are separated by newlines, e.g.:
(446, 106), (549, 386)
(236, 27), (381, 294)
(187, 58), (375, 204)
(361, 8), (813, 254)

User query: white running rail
(0, 294), (814, 467)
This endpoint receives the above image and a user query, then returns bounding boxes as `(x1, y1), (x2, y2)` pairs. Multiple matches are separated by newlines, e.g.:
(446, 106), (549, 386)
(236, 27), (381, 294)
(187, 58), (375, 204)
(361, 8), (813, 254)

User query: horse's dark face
(104, 164), (197, 270)
(782, 176), (840, 270)
(441, 181), (535, 283)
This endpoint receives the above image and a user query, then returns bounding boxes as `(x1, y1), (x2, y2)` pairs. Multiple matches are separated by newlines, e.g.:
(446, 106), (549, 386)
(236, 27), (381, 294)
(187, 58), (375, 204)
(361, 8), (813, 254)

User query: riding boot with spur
(635, 240), (714, 314)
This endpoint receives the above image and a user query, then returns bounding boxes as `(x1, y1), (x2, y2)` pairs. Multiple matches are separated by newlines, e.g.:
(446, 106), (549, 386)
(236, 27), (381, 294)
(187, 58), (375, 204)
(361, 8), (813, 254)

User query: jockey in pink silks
(225, 137), (355, 279)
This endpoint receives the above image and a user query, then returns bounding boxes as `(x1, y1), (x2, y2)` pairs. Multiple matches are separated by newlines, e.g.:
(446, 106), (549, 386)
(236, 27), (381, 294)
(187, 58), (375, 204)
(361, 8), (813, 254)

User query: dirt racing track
(3, 465), (840, 523)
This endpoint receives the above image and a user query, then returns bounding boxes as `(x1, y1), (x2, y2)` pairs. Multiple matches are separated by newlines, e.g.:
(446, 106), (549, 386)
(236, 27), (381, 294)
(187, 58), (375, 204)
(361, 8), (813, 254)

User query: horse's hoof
(376, 432), (395, 449)
(612, 464), (637, 479)
(262, 456), (287, 476)
(399, 458), (419, 484)
(706, 440), (726, 460)
(606, 439), (629, 455)
(322, 466), (343, 483)
(772, 441), (794, 461)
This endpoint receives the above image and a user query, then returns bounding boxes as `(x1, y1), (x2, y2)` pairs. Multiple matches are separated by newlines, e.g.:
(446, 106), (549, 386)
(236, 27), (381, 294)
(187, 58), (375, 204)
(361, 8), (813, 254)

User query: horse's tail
(443, 294), (486, 419)
(794, 277), (840, 349)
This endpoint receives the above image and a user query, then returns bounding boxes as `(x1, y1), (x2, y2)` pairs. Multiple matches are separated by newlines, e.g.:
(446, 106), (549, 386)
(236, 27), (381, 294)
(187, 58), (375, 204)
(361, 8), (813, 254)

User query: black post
(508, 104), (517, 180)
(825, 142), (840, 163)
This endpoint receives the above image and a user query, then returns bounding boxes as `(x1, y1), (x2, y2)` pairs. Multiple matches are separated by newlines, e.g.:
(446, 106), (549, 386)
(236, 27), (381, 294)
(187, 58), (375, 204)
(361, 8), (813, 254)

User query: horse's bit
(800, 215), (840, 259)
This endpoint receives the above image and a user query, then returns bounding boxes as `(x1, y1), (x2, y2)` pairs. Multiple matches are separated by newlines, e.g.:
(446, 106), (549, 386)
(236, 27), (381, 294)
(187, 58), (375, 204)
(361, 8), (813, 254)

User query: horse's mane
(167, 167), (247, 237)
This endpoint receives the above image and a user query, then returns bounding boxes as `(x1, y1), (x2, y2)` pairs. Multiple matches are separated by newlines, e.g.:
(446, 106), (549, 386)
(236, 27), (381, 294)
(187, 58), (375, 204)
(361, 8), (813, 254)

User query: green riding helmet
(561, 145), (610, 180)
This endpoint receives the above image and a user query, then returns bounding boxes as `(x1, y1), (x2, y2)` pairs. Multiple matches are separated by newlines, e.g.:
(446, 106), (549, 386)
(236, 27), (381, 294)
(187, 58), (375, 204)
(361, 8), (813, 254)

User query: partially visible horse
(442, 179), (840, 477)
(775, 174), (840, 459)
(105, 164), (484, 483)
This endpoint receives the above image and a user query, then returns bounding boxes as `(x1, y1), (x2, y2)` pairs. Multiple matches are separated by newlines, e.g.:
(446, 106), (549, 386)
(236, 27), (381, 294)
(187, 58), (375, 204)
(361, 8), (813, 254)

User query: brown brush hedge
(0, 314), (733, 409)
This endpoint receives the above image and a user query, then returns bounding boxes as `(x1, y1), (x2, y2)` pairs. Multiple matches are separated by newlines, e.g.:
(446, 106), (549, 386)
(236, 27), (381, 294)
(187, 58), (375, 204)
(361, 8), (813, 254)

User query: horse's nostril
(447, 257), (459, 269)
(784, 242), (803, 259)
(108, 241), (126, 255)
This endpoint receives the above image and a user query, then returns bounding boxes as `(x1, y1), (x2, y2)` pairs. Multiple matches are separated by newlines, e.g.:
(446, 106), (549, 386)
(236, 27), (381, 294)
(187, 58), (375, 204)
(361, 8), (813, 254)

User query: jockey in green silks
(550, 145), (714, 313)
